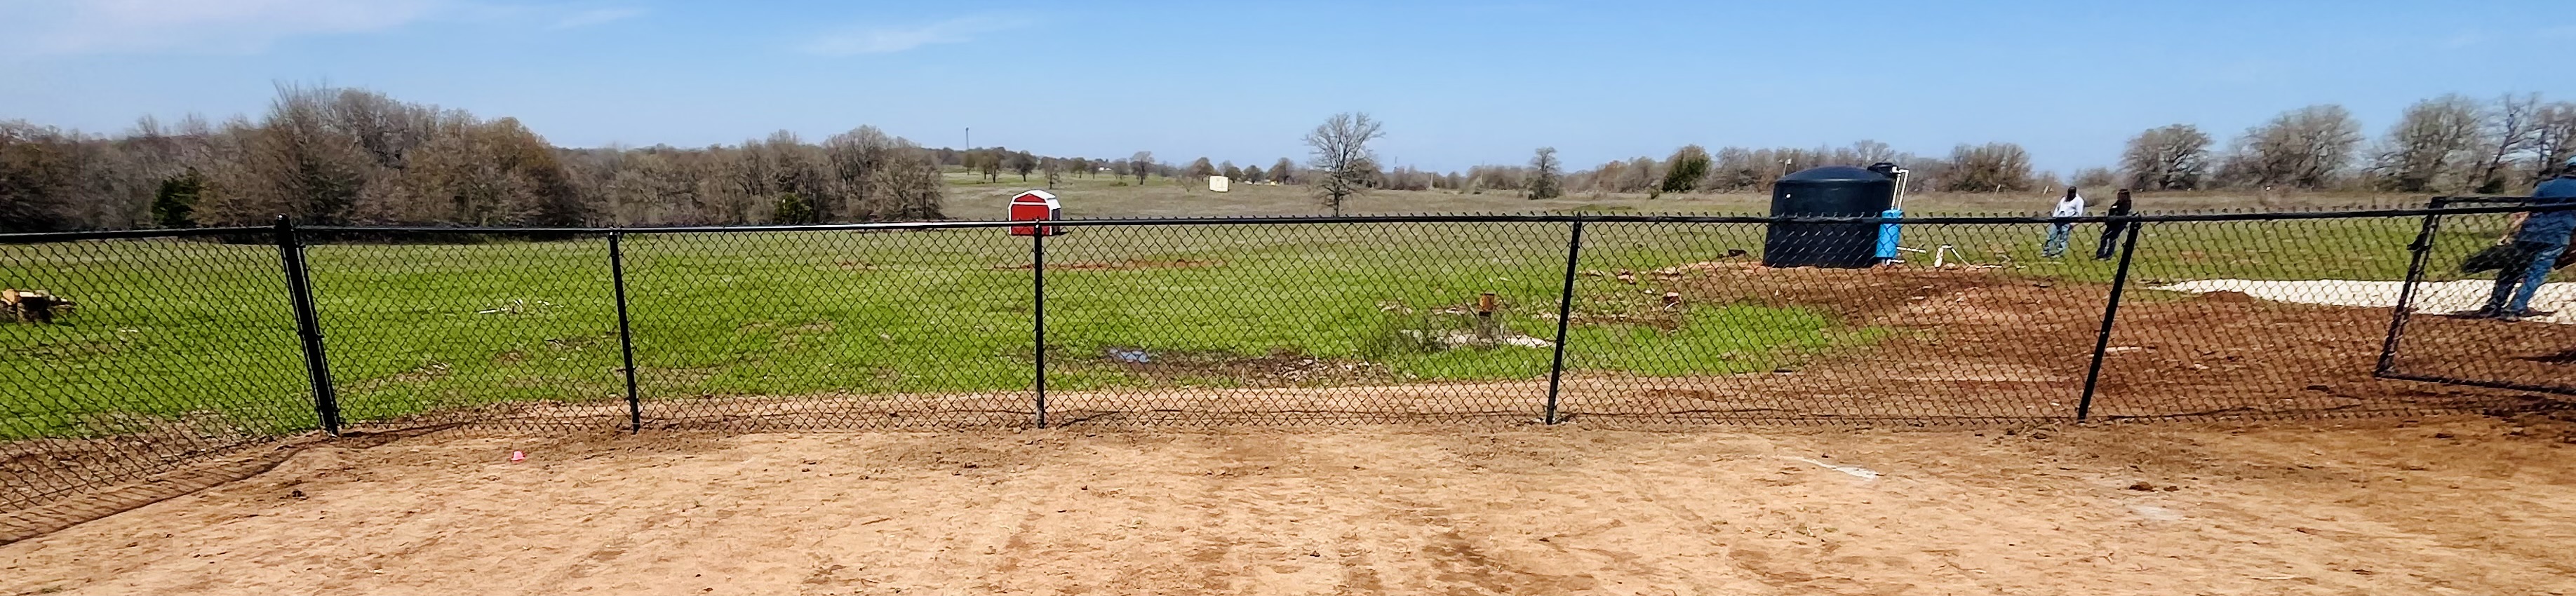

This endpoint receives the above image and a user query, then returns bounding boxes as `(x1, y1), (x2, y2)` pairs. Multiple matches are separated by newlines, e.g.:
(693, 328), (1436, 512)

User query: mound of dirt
(1586, 262), (2566, 421)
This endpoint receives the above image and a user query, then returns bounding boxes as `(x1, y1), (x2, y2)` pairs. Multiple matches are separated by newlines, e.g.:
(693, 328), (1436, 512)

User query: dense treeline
(11, 88), (2576, 233)
(1282, 93), (2576, 200)
(0, 84), (946, 233)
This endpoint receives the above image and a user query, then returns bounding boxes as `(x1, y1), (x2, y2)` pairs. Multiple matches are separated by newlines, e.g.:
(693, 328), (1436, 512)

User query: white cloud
(549, 6), (643, 29)
(1, 0), (440, 55)
(802, 14), (1032, 56)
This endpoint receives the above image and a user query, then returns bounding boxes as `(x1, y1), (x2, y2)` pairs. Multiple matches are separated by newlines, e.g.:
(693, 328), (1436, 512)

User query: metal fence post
(1543, 220), (1585, 424)
(2076, 219), (2145, 422)
(274, 216), (342, 436)
(1032, 229), (1049, 429)
(609, 231), (643, 433)
(2375, 198), (2447, 377)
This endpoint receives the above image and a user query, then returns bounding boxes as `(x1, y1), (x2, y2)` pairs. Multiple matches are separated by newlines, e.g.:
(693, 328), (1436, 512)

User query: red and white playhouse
(1008, 189), (1065, 236)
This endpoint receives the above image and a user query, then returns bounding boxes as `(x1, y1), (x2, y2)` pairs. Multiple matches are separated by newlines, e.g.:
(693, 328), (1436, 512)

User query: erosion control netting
(3, 203), (2572, 520)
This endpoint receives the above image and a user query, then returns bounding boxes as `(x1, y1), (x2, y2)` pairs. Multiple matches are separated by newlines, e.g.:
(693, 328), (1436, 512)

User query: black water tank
(1764, 165), (1896, 269)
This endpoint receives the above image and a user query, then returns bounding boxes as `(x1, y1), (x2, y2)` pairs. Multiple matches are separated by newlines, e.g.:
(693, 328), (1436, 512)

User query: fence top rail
(1, 200), (2564, 243)
(286, 201), (2567, 236)
(0, 226), (269, 245)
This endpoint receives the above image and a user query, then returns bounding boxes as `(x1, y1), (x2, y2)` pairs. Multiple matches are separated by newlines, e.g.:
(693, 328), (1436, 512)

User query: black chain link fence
(6, 203), (2572, 523)
(2378, 198), (2576, 397)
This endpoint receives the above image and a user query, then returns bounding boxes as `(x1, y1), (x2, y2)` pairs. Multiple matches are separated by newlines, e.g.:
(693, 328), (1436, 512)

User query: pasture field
(0, 202), (2508, 440)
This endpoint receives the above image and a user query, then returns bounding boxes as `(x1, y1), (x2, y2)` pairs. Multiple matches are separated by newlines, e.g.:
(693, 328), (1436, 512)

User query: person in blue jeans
(2041, 187), (2084, 258)
(2478, 156), (2576, 322)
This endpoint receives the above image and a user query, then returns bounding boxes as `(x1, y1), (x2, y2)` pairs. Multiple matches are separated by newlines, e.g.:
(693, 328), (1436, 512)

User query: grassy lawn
(0, 188), (2498, 440)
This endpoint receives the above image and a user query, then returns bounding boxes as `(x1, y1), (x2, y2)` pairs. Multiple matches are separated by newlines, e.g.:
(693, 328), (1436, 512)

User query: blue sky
(2, 0), (2571, 175)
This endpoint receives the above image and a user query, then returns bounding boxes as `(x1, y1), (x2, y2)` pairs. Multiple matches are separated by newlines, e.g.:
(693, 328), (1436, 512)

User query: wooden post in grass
(2, 289), (70, 323)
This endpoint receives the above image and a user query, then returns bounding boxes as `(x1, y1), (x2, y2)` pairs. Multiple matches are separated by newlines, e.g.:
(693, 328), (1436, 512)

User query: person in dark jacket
(2474, 156), (2576, 322)
(2094, 189), (2135, 260)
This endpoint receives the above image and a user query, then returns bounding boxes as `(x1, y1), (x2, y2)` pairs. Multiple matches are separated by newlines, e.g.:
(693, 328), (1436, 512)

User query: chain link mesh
(2379, 201), (2576, 398)
(301, 232), (627, 433)
(624, 229), (1035, 431)
(4, 205), (2570, 520)
(1, 231), (308, 522)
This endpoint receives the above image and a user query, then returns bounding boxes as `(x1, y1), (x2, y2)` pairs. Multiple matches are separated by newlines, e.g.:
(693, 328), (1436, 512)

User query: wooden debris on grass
(3, 289), (74, 323)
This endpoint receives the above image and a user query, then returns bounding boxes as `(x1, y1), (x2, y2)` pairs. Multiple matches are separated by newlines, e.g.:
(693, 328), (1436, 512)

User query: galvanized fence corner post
(2076, 219), (2145, 422)
(1032, 228), (1049, 429)
(608, 231), (643, 433)
(1543, 220), (1585, 424)
(2375, 197), (2448, 377)
(274, 216), (342, 436)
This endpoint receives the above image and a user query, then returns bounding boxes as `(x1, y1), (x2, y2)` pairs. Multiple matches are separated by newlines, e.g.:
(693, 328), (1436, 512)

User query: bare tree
(2119, 124), (2212, 191)
(1186, 156), (1216, 181)
(1042, 157), (1061, 189)
(2072, 167), (2117, 189)
(975, 149), (1004, 182)
(1241, 163), (1265, 184)
(1126, 151), (1154, 184)
(2367, 94), (2486, 192)
(1270, 158), (1296, 184)
(1622, 156), (1660, 195)
(1940, 142), (2034, 192)
(1219, 160), (1242, 181)
(2532, 102), (2576, 184)
(0, 121), (85, 231)
(1527, 147), (1562, 200)
(824, 126), (894, 220)
(873, 141), (946, 221)
(1303, 113), (1385, 215)
(2470, 93), (2544, 192)
(2219, 104), (2363, 189)
(235, 83), (373, 224)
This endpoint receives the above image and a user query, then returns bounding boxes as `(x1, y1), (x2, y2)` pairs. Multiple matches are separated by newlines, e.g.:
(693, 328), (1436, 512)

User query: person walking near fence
(2094, 189), (2134, 260)
(2041, 187), (2085, 258)
(2474, 156), (2576, 323)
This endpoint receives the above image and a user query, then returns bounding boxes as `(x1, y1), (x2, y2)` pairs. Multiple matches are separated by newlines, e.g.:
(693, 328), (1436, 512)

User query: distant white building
(1208, 175), (1230, 193)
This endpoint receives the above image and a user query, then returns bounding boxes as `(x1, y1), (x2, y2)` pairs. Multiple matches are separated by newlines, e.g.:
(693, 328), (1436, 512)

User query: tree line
(0, 84), (946, 233)
(1200, 93), (2576, 202)
(11, 87), (2575, 233)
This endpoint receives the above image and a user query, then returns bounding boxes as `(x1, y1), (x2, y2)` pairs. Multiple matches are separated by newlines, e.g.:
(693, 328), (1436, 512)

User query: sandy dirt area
(6, 416), (2574, 595)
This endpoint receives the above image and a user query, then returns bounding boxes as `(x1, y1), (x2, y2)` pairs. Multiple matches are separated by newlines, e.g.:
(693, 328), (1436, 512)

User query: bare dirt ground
(5, 417), (2575, 595)
(9, 262), (2573, 595)
(1573, 263), (2576, 423)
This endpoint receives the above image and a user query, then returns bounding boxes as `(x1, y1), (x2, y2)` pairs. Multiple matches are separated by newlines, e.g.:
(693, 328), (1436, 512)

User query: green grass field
(0, 187), (2517, 440)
